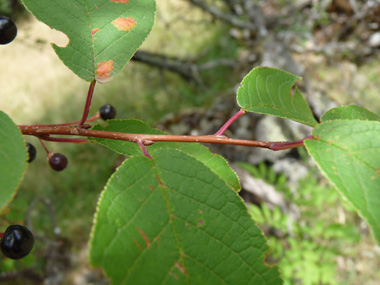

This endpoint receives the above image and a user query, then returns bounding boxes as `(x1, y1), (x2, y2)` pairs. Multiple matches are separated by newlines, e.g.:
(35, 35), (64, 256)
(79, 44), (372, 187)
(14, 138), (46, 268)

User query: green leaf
(21, 0), (156, 83)
(304, 120), (380, 243)
(321, 105), (380, 122)
(90, 149), (281, 284)
(237, 67), (318, 127)
(0, 111), (27, 213)
(90, 119), (240, 191)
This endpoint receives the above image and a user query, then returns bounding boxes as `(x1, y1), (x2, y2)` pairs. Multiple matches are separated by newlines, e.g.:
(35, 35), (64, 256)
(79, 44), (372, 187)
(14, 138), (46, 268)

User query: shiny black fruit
(48, 153), (68, 171)
(1, 225), (34, 260)
(26, 143), (37, 163)
(100, 104), (116, 120)
(0, 16), (17, 45)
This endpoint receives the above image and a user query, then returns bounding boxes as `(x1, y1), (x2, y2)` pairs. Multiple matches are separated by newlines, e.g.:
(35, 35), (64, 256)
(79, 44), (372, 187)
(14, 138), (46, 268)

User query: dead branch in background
(132, 50), (238, 85)
(186, 0), (256, 31)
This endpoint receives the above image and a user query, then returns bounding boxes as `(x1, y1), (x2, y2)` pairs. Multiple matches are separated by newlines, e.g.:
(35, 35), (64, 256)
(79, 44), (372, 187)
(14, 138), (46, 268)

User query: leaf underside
(90, 119), (240, 191)
(21, 0), (156, 83)
(0, 111), (27, 213)
(90, 149), (281, 284)
(237, 67), (318, 127)
(305, 120), (380, 243)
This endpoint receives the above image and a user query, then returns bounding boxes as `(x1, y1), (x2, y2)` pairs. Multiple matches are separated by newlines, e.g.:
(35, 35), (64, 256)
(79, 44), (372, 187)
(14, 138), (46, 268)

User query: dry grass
(0, 17), (88, 124)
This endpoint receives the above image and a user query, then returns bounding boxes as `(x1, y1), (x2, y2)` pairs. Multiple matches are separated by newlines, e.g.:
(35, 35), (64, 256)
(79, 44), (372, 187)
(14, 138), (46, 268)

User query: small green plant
(0, 0), (379, 283)
(242, 162), (361, 284)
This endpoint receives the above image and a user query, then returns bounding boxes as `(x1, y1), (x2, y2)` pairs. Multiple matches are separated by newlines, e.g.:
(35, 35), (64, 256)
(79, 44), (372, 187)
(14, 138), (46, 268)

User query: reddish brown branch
(19, 125), (311, 150)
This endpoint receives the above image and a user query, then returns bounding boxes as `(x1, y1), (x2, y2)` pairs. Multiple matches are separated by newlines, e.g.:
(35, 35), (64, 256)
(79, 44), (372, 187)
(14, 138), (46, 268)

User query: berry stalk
(78, 80), (96, 127)
(214, 109), (246, 136)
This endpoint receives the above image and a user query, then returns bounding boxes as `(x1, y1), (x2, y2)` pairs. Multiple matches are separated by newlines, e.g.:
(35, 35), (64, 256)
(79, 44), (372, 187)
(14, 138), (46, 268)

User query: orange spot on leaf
(112, 17), (137, 31)
(137, 228), (151, 249)
(148, 185), (155, 191)
(111, 0), (129, 3)
(96, 60), (114, 83)
(91, 28), (99, 35)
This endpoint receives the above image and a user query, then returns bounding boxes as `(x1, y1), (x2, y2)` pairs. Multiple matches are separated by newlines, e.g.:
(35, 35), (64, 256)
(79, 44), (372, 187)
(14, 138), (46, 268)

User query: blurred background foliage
(1, 0), (380, 284)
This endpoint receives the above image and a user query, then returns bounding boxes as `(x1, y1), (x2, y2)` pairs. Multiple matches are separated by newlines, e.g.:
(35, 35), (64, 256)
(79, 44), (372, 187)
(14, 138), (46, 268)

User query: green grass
(243, 162), (380, 285)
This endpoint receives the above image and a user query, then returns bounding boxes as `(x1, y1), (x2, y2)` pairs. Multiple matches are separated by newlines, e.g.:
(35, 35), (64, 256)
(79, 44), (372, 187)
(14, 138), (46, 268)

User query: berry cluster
(25, 104), (116, 172)
(1, 13), (117, 262)
(0, 225), (34, 260)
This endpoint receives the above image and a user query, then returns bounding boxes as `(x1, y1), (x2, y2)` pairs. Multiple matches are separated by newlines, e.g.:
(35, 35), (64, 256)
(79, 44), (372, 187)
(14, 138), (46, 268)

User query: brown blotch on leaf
(112, 17), (137, 31)
(91, 28), (99, 35)
(95, 60), (114, 83)
(111, 0), (129, 3)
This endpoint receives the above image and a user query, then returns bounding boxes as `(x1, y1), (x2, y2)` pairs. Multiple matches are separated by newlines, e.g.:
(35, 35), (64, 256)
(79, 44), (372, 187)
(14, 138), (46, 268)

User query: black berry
(0, 16), (17, 45)
(99, 104), (116, 120)
(26, 143), (37, 163)
(48, 153), (68, 171)
(1, 225), (34, 260)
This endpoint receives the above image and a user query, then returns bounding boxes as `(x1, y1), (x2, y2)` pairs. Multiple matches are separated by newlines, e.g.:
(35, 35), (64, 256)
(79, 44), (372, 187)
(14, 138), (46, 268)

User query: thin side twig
(78, 80), (96, 127)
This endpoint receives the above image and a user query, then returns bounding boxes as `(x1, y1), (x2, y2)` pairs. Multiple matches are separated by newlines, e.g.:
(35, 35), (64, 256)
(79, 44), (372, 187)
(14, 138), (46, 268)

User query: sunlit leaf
(305, 120), (380, 243)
